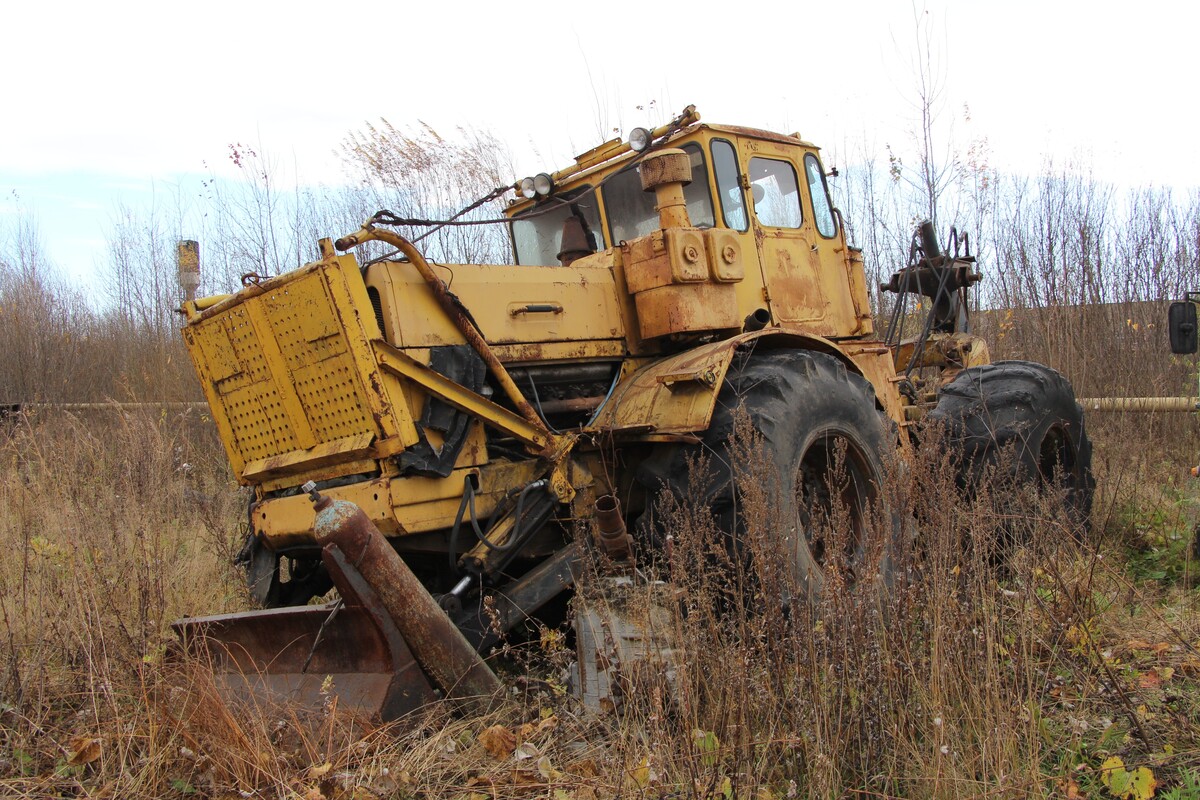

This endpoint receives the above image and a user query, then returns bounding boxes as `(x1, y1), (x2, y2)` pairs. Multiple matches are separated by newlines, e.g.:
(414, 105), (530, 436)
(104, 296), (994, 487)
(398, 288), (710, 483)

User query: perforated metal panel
(223, 384), (298, 461)
(187, 264), (387, 479)
(292, 360), (373, 443)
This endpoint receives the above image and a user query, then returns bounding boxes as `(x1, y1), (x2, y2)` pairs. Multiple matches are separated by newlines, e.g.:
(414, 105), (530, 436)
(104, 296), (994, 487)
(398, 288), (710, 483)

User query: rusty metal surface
(632, 283), (741, 339)
(639, 149), (692, 191)
(594, 495), (633, 563)
(312, 495), (503, 708)
(180, 253), (419, 488)
(570, 576), (681, 714)
(374, 341), (552, 452)
(588, 329), (873, 437)
(172, 593), (436, 721)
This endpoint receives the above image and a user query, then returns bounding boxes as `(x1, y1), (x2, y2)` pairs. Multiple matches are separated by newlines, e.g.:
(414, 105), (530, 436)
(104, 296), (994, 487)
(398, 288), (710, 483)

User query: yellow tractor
(174, 105), (1094, 717)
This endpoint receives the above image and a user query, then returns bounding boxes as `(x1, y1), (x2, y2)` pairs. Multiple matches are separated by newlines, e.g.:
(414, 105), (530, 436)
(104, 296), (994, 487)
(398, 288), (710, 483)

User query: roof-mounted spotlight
(628, 127), (651, 152)
(519, 177), (537, 199)
(533, 172), (554, 197)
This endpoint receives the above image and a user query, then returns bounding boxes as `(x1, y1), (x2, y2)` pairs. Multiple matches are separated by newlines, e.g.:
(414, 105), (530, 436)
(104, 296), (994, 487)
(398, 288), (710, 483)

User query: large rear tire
(928, 360), (1095, 529)
(636, 349), (897, 602)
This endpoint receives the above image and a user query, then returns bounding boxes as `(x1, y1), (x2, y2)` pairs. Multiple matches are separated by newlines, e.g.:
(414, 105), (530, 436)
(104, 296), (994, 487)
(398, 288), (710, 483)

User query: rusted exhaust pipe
(595, 494), (634, 566)
(304, 483), (502, 710)
(744, 308), (771, 332)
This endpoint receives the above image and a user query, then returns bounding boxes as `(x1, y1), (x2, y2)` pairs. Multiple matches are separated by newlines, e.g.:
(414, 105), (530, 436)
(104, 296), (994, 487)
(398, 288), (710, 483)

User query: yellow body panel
(364, 261), (626, 349)
(253, 459), (544, 549)
(589, 331), (909, 438)
(182, 256), (420, 486)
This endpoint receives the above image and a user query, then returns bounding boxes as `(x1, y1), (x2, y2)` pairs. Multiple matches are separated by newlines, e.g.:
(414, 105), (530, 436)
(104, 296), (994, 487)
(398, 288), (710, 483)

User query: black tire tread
(635, 348), (894, 597)
(929, 359), (1095, 523)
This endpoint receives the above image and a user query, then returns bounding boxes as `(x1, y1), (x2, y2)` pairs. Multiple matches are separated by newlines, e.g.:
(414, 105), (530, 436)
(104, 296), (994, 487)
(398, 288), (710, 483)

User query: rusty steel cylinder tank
(305, 485), (502, 708)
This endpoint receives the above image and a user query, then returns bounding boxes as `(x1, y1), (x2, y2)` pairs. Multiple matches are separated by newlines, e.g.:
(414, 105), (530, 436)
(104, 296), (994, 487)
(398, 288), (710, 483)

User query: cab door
(737, 137), (856, 338)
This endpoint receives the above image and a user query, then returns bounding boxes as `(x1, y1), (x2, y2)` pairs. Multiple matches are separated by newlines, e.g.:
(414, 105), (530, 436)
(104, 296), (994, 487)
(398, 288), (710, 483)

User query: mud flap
(173, 544), (438, 721)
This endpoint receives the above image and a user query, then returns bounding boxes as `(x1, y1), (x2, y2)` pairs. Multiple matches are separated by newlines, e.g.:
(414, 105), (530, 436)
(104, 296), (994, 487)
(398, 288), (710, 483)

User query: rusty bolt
(722, 244), (737, 264)
(683, 245), (701, 263)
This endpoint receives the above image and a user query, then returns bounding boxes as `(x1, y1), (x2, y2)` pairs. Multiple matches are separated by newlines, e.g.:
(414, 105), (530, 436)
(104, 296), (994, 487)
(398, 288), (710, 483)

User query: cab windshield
(510, 187), (601, 266)
(602, 143), (715, 243)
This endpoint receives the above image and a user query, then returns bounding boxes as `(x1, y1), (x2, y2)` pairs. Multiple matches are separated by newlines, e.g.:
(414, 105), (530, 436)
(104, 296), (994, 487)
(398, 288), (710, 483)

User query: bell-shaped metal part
(557, 215), (594, 265)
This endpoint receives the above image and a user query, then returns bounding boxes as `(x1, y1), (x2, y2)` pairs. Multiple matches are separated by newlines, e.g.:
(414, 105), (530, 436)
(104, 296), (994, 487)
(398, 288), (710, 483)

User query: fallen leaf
(1126, 767), (1156, 800)
(308, 762), (333, 778)
(514, 742), (541, 761)
(302, 786), (325, 800)
(692, 729), (720, 768)
(66, 736), (101, 766)
(1102, 756), (1129, 794)
(536, 714), (559, 732)
(478, 725), (516, 760)
(1056, 778), (1083, 799)
(1100, 756), (1157, 800)
(1138, 667), (1174, 689)
(628, 756), (651, 789)
(537, 755), (565, 781)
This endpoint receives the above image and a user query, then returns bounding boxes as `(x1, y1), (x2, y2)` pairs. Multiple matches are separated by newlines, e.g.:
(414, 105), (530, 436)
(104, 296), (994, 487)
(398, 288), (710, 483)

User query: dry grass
(2, 405), (1199, 799)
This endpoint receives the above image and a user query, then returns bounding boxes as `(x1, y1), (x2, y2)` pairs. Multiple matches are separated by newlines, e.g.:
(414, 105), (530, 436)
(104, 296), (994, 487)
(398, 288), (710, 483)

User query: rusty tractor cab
(173, 105), (1094, 719)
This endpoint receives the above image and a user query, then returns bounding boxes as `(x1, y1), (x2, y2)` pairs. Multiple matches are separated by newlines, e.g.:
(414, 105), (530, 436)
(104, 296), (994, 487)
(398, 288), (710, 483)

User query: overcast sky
(1, 0), (1192, 285)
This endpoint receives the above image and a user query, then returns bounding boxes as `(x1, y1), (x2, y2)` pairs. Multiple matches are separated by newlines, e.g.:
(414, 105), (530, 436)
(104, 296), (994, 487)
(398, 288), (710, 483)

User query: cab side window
(804, 153), (838, 238)
(711, 139), (747, 231)
(748, 157), (802, 229)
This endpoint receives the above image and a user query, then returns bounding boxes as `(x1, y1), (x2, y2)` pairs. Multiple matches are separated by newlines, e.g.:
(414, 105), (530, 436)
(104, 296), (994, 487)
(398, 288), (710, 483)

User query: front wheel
(637, 349), (898, 603)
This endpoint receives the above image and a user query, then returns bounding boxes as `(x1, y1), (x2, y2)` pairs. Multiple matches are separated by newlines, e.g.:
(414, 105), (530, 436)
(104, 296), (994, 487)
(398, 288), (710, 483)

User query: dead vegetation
(1, 400), (1199, 798)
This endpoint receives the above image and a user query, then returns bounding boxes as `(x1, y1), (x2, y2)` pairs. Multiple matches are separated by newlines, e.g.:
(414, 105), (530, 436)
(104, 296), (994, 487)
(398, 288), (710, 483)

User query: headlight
(519, 177), (537, 199)
(628, 127), (651, 152)
(533, 173), (554, 197)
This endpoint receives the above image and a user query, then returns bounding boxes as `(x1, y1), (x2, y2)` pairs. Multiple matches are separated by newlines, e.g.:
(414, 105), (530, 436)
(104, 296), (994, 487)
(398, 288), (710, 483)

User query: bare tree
(892, 3), (961, 231)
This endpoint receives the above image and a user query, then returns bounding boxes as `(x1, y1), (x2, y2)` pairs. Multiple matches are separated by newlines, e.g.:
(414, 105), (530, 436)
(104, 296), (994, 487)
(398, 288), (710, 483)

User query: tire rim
(1036, 423), (1082, 512)
(795, 430), (878, 583)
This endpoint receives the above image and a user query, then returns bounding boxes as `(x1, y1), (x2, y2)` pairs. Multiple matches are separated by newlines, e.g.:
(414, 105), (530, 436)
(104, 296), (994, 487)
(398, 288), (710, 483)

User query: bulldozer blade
(172, 544), (438, 721)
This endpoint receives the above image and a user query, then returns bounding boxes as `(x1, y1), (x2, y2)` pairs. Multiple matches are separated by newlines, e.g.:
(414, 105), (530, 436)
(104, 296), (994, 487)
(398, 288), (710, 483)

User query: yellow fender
(588, 330), (903, 438)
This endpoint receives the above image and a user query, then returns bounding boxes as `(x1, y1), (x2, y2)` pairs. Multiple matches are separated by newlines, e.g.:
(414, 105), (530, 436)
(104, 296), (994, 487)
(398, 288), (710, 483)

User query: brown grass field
(1, 382), (1199, 799)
